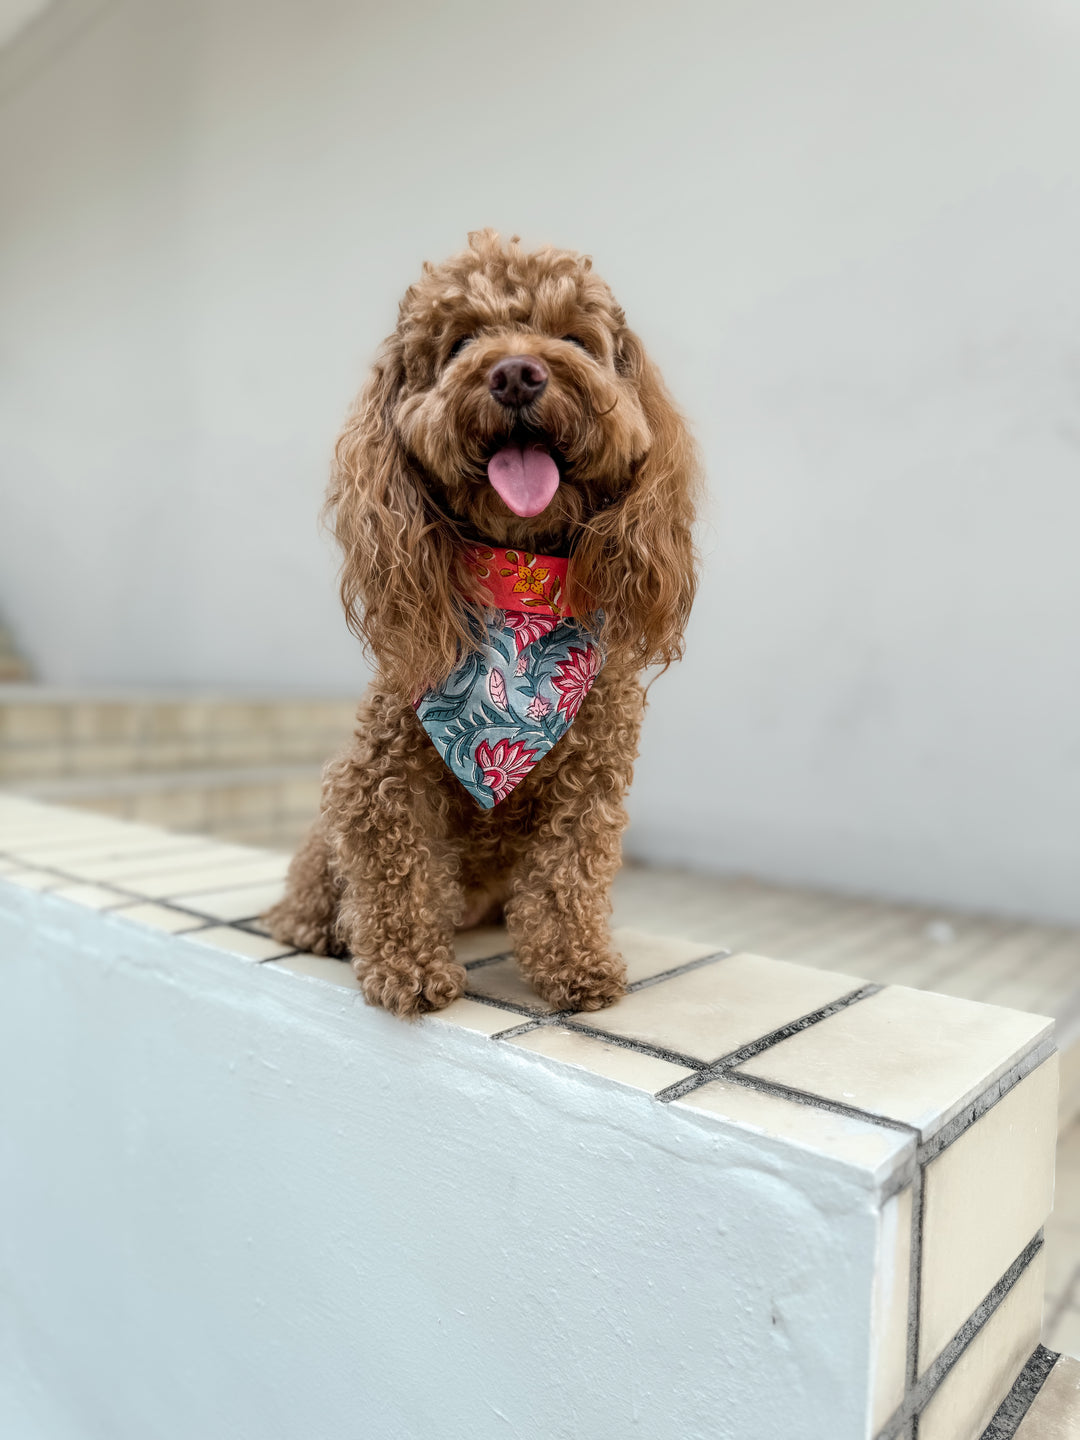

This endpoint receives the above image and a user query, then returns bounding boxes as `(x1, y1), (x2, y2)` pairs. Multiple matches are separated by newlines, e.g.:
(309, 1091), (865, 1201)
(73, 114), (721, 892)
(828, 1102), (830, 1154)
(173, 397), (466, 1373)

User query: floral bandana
(414, 546), (604, 809)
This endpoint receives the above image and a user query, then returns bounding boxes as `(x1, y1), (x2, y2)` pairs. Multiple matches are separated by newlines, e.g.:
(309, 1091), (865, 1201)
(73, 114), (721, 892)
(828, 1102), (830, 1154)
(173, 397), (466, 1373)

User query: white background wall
(2, 0), (1079, 921)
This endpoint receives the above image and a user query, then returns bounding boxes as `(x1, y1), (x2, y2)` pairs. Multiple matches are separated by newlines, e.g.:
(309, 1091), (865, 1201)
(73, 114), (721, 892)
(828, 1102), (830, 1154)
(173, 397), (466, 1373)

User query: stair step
(0, 687), (357, 779)
(6, 763), (322, 851)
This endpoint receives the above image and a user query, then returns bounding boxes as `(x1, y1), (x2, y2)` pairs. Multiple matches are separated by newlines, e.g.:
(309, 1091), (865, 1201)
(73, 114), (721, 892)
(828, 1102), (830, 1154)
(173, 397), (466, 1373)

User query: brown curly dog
(266, 230), (699, 1018)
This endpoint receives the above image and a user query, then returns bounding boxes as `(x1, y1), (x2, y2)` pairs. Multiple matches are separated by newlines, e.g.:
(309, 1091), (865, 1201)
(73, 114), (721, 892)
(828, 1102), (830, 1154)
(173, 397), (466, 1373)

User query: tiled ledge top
(0, 796), (1056, 1197)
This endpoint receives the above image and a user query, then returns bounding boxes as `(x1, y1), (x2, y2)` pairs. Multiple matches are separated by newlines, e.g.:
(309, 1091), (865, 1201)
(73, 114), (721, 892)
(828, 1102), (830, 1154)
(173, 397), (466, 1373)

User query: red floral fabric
(413, 547), (603, 808)
(464, 546), (573, 618)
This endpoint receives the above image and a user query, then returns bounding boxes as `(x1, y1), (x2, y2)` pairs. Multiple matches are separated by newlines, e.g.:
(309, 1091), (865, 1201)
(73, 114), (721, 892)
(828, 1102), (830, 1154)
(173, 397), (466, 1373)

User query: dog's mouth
(486, 433), (561, 518)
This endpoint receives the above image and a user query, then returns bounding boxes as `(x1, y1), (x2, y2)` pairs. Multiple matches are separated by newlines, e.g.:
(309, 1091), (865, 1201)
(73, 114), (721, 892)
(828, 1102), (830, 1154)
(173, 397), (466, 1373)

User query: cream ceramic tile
(454, 926), (512, 965)
(11, 830), (188, 865)
(676, 1076), (913, 1180)
(740, 985), (1053, 1140)
(126, 856), (290, 901)
(466, 958), (553, 1011)
(1, 868), (60, 891)
(1015, 1355), (1080, 1438)
(51, 838), (217, 879)
(919, 1058), (1058, 1373)
(89, 843), (264, 885)
(172, 881), (286, 922)
(918, 1248), (1045, 1440)
(49, 882), (128, 911)
(429, 998), (526, 1037)
(465, 928), (726, 1014)
(3, 820), (146, 849)
(2, 823), (132, 854)
(185, 925), (294, 963)
(111, 901), (208, 934)
(506, 1025), (696, 1093)
(616, 927), (727, 980)
(266, 953), (359, 991)
(567, 952), (866, 1063)
(2, 802), (123, 826)
(871, 1185), (913, 1434)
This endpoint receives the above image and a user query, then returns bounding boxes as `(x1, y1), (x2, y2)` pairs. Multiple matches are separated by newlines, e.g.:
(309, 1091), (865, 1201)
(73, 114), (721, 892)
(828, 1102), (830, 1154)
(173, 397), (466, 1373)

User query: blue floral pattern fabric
(414, 609), (604, 809)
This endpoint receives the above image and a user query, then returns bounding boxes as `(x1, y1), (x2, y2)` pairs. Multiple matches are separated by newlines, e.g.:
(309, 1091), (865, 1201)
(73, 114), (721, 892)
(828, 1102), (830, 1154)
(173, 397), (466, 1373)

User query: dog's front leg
(505, 672), (641, 1012)
(329, 693), (466, 1018)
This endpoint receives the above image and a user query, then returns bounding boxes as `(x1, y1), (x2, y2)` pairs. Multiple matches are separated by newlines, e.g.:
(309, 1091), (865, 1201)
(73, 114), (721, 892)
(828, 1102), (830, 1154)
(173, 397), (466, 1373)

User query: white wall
(2, 0), (1080, 921)
(0, 882), (888, 1440)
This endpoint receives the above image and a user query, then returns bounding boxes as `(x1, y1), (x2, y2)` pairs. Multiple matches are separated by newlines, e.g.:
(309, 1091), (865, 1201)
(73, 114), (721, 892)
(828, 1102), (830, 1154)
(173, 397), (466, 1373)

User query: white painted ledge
(0, 799), (1066, 1440)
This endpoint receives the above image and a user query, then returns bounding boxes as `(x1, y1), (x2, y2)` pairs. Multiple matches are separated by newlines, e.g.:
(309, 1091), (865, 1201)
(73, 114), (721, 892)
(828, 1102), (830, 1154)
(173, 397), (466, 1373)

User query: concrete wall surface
(0, 887), (885, 1440)
(2, 0), (1080, 919)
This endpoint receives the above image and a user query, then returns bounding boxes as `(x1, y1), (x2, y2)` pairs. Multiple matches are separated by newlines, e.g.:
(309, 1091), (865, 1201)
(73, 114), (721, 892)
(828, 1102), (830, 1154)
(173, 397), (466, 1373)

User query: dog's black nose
(488, 355), (549, 408)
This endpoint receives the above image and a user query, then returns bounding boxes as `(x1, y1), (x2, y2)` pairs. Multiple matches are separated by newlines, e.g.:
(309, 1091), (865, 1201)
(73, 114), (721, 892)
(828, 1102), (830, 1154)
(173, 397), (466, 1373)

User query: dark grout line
(231, 916), (285, 937)
(463, 950), (515, 971)
(979, 1345), (1061, 1440)
(715, 982), (883, 1070)
(652, 984), (888, 1106)
(905, 1166), (925, 1415)
(691, 1068), (921, 1138)
(874, 1233), (1046, 1440)
(624, 948), (731, 992)
(489, 1019), (544, 1041)
(462, 989), (551, 1021)
(552, 1017), (705, 1072)
(915, 1036), (1057, 1168)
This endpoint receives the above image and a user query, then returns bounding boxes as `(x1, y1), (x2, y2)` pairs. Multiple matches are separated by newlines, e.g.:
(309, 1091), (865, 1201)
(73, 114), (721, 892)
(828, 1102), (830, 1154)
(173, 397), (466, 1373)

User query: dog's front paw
(265, 900), (347, 958)
(532, 953), (627, 1013)
(355, 958), (467, 1018)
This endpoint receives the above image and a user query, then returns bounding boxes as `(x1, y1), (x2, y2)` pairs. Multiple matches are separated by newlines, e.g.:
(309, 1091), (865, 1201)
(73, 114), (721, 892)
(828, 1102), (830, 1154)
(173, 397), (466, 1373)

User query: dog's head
(330, 230), (699, 691)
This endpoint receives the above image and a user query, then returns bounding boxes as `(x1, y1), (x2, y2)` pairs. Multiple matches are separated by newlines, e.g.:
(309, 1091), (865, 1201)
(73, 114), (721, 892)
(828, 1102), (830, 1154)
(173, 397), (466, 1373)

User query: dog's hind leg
(264, 819), (347, 957)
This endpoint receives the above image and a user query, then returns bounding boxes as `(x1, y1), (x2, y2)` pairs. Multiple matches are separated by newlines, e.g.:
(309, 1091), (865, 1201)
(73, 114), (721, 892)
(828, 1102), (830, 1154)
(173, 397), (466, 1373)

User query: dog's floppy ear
(326, 338), (477, 693)
(571, 327), (699, 669)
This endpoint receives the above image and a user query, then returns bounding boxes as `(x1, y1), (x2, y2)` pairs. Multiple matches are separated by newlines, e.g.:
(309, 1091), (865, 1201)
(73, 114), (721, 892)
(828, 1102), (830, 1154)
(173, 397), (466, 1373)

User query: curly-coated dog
(267, 230), (699, 1017)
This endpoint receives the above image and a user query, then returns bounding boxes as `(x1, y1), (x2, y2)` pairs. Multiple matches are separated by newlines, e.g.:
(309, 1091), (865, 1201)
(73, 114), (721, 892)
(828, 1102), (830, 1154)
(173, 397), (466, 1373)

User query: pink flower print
(487, 667), (509, 710)
(515, 652), (528, 677)
(551, 645), (601, 721)
(475, 737), (538, 803)
(526, 694), (551, 720)
(504, 611), (559, 654)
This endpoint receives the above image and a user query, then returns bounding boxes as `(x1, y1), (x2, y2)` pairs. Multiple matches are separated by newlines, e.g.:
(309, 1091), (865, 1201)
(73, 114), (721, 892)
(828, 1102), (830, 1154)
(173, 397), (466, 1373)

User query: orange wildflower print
(512, 562), (550, 598)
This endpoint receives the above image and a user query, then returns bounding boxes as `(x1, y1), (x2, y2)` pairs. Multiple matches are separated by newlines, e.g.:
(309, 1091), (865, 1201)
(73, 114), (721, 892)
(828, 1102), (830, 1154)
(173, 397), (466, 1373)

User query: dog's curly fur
(266, 231), (699, 1017)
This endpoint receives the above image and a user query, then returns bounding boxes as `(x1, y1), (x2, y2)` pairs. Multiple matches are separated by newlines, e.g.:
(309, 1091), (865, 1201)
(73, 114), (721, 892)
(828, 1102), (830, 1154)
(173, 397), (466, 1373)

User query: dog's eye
(448, 336), (473, 360)
(562, 335), (588, 351)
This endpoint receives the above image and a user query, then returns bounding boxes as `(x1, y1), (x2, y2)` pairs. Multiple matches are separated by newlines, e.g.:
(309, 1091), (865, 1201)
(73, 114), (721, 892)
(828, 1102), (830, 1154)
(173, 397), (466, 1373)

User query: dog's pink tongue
(486, 444), (560, 517)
